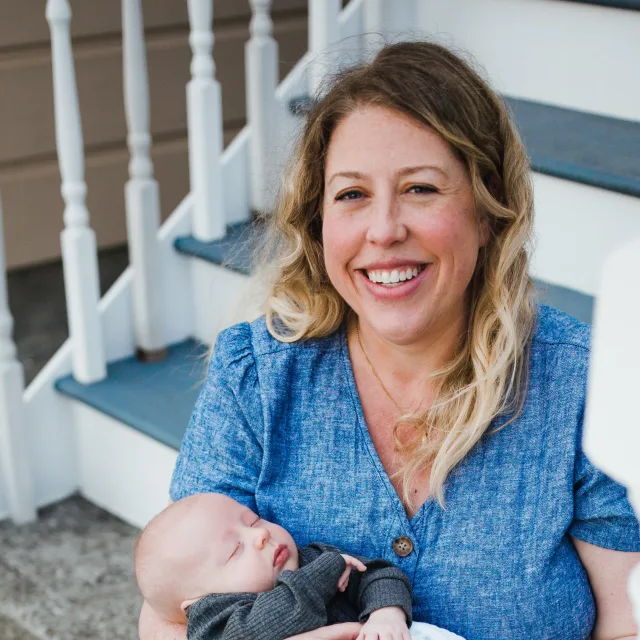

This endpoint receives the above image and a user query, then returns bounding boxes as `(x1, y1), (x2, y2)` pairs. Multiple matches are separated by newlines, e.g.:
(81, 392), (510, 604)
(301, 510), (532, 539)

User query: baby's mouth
(273, 544), (289, 568)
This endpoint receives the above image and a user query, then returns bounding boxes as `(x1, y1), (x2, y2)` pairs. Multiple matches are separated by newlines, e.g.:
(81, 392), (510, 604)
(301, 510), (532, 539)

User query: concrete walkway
(3, 247), (141, 638)
(0, 495), (141, 639)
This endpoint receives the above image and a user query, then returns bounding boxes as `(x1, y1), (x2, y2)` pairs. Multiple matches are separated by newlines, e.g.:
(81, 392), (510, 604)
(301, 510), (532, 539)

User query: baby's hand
(337, 554), (367, 592)
(357, 606), (410, 640)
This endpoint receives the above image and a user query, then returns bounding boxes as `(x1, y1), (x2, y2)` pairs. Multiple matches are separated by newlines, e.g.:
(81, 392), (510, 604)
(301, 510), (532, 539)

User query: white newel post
(246, 0), (279, 214)
(308, 0), (342, 94)
(583, 236), (640, 630)
(187, 0), (225, 241)
(46, 0), (106, 384)
(122, 0), (166, 361)
(0, 195), (36, 524)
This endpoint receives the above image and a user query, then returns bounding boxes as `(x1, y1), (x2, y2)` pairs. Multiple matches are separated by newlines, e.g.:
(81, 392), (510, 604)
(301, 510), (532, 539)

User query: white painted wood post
(246, 0), (279, 214)
(308, 0), (342, 94)
(0, 194), (36, 524)
(46, 0), (106, 384)
(363, 0), (386, 56)
(583, 236), (640, 631)
(187, 0), (225, 241)
(122, 0), (166, 361)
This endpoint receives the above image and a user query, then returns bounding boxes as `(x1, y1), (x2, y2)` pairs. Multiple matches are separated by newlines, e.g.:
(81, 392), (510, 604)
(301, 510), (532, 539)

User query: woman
(140, 42), (640, 639)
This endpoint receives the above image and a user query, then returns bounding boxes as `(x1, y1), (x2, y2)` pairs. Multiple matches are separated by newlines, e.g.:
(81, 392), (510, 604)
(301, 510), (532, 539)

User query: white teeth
(364, 265), (425, 285)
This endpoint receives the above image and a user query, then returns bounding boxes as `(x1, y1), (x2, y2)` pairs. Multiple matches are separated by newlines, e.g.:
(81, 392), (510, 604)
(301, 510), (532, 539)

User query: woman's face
(322, 105), (487, 347)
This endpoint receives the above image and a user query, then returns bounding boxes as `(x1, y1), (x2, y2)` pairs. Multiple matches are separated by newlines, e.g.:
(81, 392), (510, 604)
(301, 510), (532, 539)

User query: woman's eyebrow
(327, 165), (448, 186)
(397, 164), (448, 178)
(327, 170), (366, 186)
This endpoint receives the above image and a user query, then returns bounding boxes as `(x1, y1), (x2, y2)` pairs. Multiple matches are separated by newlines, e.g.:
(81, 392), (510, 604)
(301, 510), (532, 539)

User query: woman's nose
(365, 196), (407, 246)
(252, 526), (271, 549)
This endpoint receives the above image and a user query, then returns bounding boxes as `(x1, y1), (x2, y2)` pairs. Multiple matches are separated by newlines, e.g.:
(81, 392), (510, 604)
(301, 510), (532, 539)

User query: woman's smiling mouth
(364, 264), (428, 286)
(356, 263), (431, 299)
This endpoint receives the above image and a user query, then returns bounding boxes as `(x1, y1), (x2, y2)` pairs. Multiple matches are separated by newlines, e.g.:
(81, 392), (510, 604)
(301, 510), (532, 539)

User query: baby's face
(186, 494), (299, 600)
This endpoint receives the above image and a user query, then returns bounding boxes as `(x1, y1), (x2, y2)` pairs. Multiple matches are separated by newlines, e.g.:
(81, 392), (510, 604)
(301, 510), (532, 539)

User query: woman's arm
(573, 537), (640, 640)
(139, 600), (187, 640)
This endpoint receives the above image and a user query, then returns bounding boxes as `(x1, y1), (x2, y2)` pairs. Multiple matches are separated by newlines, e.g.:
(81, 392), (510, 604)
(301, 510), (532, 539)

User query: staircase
(0, 0), (639, 547)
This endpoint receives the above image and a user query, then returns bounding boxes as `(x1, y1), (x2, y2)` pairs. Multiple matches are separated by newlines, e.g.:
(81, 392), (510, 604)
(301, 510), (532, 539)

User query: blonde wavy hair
(259, 41), (537, 508)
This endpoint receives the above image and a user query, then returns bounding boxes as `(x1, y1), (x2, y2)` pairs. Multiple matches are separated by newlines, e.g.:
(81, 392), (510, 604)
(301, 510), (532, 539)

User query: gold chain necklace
(355, 321), (429, 444)
(355, 321), (407, 415)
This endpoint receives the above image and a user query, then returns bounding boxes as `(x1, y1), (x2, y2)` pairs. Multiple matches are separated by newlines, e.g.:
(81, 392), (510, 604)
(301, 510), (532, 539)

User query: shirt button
(392, 536), (414, 557)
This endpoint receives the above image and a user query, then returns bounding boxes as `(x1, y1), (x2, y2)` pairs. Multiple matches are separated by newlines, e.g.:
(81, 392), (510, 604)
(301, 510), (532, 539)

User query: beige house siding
(0, 0), (308, 270)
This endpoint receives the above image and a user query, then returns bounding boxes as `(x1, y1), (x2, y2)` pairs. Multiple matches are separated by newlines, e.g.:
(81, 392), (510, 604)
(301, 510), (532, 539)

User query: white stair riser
(418, 0), (640, 122)
(73, 401), (177, 529)
(190, 260), (258, 348)
(532, 174), (640, 296)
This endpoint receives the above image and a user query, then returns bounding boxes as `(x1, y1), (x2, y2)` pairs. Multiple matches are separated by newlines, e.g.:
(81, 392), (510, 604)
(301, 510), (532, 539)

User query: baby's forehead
(187, 495), (255, 531)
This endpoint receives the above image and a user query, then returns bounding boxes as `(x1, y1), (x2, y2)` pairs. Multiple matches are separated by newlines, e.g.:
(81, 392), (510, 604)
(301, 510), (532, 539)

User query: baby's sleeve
(569, 431), (640, 552)
(169, 322), (264, 511)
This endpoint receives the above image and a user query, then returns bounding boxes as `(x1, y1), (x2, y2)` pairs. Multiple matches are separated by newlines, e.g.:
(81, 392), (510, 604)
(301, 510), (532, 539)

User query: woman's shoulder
(531, 304), (591, 354)
(213, 315), (343, 367)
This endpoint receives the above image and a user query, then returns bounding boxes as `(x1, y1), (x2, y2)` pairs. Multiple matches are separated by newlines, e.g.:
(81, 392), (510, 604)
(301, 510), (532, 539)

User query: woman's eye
(335, 189), (364, 201)
(407, 184), (437, 194)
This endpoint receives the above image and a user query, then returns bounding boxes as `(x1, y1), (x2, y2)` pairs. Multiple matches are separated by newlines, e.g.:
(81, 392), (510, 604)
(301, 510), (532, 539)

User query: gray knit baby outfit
(186, 542), (413, 640)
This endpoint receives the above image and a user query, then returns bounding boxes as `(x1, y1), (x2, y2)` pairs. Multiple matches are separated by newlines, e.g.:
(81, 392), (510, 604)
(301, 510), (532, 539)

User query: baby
(134, 492), (413, 640)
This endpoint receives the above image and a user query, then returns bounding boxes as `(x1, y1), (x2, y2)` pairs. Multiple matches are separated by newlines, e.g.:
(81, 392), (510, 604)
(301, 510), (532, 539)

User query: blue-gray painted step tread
(564, 0), (640, 10)
(174, 220), (263, 275)
(505, 97), (640, 198)
(55, 339), (209, 451)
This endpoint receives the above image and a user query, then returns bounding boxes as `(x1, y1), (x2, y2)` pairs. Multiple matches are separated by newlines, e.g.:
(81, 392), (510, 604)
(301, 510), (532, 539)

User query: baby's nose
(253, 526), (270, 549)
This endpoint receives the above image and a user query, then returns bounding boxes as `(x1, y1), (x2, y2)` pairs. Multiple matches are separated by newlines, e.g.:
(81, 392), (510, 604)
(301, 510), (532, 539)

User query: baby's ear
(180, 597), (201, 613)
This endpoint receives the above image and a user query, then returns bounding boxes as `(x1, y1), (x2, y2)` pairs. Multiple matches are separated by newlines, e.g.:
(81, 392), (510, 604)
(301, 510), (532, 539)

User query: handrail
(122, 0), (167, 361)
(0, 193), (36, 524)
(46, 0), (106, 384)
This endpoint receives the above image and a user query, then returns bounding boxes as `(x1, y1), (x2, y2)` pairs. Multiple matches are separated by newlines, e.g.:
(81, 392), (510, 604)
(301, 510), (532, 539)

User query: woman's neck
(351, 311), (466, 389)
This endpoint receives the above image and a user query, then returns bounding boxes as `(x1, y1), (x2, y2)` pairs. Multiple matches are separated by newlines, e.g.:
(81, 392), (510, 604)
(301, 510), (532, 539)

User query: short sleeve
(169, 322), (264, 511)
(569, 445), (640, 552)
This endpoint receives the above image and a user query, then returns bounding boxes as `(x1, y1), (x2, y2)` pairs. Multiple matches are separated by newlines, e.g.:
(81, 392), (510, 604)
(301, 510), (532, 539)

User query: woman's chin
(363, 316), (431, 347)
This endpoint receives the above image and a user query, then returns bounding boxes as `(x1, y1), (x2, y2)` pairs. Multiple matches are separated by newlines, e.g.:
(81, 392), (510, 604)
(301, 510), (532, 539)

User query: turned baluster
(308, 0), (342, 94)
(0, 193), (36, 524)
(122, 0), (166, 361)
(46, 0), (106, 383)
(246, 0), (279, 213)
(187, 0), (226, 241)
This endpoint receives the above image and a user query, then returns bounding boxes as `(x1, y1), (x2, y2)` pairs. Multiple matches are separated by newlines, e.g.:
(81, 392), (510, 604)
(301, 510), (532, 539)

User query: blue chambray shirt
(170, 305), (640, 639)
